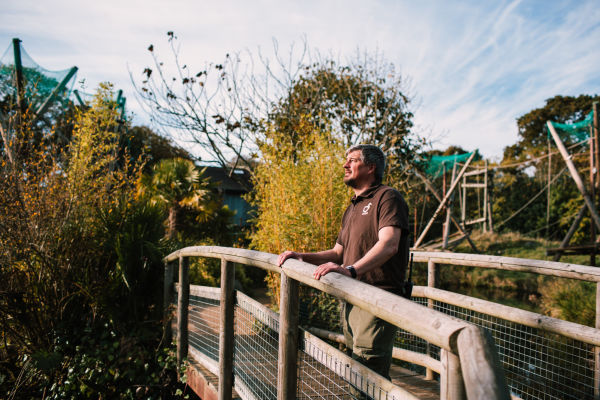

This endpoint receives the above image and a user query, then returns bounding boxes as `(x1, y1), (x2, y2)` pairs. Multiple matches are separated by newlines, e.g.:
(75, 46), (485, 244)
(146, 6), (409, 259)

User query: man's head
(343, 144), (386, 188)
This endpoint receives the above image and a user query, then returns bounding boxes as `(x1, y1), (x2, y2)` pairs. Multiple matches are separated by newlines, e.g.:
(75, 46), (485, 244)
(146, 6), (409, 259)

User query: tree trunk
(168, 206), (178, 239)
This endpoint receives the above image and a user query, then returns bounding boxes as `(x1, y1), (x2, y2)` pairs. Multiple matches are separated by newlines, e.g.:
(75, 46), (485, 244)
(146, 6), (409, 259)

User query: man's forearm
(299, 248), (342, 265)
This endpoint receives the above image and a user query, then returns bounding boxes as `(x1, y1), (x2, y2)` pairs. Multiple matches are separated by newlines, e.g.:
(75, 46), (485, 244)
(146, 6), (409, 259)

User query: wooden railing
(164, 246), (511, 400)
(413, 251), (600, 399)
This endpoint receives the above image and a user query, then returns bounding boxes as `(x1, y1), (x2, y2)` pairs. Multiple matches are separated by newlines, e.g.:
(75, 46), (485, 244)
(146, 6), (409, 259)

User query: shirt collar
(351, 183), (381, 204)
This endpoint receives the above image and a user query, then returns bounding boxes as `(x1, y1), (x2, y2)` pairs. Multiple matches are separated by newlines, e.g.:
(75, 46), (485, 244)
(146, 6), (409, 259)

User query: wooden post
(440, 349), (465, 400)
(443, 164), (457, 249)
(219, 259), (235, 400)
(163, 261), (175, 344)
(554, 205), (587, 261)
(177, 256), (190, 366)
(483, 161), (488, 233)
(591, 126), (596, 267)
(456, 326), (510, 400)
(596, 282), (600, 400)
(592, 101), (600, 194)
(426, 259), (436, 381)
(547, 121), (600, 231)
(415, 152), (476, 248)
(277, 272), (300, 400)
(547, 138), (552, 239)
(461, 174), (467, 227)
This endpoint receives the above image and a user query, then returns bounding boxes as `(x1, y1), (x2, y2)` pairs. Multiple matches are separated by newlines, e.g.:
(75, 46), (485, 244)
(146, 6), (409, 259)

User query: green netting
(548, 110), (594, 142)
(422, 151), (475, 178)
(0, 41), (76, 110)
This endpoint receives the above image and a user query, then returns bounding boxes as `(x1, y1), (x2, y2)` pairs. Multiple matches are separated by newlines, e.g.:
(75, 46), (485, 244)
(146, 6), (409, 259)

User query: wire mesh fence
(429, 298), (595, 400)
(179, 287), (404, 400)
(177, 284), (595, 400)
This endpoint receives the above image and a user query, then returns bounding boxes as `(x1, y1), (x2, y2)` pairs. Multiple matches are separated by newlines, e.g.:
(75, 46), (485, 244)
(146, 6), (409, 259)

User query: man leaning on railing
(277, 144), (410, 381)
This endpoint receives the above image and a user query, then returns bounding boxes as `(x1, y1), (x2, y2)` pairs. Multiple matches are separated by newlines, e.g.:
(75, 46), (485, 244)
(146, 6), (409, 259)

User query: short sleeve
(377, 189), (409, 231)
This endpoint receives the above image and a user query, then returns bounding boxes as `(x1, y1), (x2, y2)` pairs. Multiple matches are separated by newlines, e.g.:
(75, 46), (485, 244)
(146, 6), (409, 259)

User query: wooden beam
(414, 151), (477, 248)
(415, 170), (479, 252)
(547, 121), (600, 231)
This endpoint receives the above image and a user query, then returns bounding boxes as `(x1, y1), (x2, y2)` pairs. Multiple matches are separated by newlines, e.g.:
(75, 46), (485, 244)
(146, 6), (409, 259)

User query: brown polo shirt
(336, 184), (409, 293)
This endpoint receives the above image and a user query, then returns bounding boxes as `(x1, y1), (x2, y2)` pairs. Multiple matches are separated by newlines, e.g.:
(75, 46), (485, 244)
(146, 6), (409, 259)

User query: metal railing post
(440, 349), (466, 400)
(277, 271), (300, 400)
(219, 259), (235, 400)
(426, 259), (436, 380)
(177, 256), (189, 366)
(163, 260), (175, 344)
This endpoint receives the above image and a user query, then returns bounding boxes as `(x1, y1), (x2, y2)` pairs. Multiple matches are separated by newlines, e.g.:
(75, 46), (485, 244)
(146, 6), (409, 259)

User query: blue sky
(1, 0), (599, 160)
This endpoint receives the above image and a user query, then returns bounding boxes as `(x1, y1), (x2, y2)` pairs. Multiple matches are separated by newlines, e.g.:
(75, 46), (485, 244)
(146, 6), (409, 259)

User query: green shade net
(421, 151), (476, 178)
(0, 41), (76, 111)
(548, 110), (594, 142)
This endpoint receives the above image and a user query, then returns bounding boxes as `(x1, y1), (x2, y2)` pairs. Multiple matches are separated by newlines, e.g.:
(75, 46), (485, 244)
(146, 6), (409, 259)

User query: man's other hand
(313, 262), (350, 280)
(277, 251), (301, 267)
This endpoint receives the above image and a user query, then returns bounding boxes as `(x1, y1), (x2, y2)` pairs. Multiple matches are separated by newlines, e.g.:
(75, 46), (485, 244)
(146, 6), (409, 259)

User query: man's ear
(367, 163), (376, 176)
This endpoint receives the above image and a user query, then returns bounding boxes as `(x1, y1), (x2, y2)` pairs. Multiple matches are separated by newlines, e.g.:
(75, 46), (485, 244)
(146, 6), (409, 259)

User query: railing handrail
(412, 250), (600, 282)
(413, 285), (600, 346)
(165, 245), (511, 400)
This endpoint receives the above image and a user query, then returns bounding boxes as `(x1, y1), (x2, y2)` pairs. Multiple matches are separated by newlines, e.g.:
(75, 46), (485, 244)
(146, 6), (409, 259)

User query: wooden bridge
(164, 247), (600, 400)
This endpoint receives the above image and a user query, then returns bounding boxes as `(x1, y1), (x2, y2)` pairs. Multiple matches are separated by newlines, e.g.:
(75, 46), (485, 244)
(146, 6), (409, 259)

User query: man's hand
(313, 262), (351, 280)
(277, 251), (302, 267)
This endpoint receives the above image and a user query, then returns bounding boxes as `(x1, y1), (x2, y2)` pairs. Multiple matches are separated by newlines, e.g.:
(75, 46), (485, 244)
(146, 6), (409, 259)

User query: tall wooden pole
(547, 137), (552, 240)
(547, 121), (600, 231)
(443, 163), (457, 249)
(415, 152), (476, 248)
(591, 124), (596, 267)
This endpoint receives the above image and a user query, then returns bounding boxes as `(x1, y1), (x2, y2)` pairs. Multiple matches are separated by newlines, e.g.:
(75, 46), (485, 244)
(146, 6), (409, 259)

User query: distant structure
(203, 166), (253, 226)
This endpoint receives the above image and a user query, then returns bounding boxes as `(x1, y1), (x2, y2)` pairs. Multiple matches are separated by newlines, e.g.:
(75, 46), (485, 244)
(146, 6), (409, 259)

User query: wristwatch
(345, 265), (357, 279)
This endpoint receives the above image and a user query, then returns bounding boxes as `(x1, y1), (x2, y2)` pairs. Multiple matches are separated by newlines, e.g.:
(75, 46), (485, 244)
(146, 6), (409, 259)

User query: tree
(139, 157), (212, 239)
(249, 118), (350, 325)
(503, 94), (600, 161)
(133, 34), (420, 186)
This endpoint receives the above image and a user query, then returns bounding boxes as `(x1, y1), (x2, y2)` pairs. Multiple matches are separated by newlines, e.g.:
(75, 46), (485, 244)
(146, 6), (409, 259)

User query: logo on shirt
(362, 202), (372, 215)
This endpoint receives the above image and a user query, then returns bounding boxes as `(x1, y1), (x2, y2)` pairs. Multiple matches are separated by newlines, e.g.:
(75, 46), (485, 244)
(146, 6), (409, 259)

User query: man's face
(343, 150), (373, 188)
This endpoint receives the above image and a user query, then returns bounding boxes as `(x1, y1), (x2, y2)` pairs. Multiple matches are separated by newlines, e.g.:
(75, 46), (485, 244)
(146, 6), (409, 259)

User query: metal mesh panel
(234, 295), (279, 400)
(434, 300), (595, 400)
(189, 294), (220, 362)
(395, 297), (440, 367)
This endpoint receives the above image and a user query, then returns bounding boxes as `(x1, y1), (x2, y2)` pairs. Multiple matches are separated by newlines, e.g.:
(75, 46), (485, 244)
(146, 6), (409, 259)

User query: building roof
(202, 166), (252, 193)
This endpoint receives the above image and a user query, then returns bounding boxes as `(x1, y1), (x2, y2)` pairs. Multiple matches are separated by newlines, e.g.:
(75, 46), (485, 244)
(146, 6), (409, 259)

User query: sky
(1, 0), (599, 160)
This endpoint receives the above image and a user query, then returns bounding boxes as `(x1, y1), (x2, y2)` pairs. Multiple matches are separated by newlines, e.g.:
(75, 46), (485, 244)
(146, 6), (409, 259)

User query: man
(277, 144), (409, 380)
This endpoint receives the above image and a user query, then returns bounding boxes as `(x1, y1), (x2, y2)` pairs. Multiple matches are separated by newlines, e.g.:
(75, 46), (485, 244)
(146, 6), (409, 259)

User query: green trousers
(342, 302), (397, 380)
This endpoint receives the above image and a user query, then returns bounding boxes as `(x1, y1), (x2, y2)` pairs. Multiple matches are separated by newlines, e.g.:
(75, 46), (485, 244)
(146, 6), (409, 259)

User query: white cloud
(1, 0), (598, 159)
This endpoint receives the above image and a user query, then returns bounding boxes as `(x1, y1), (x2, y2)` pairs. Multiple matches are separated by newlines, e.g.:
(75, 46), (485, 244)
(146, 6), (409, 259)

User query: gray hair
(346, 144), (386, 184)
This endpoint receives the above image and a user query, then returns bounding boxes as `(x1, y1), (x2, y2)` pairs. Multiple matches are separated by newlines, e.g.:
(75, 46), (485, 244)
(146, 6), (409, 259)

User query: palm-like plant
(139, 158), (210, 239)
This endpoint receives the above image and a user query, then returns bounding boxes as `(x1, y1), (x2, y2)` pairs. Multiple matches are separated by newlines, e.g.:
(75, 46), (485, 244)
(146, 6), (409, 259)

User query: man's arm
(277, 243), (344, 267)
(312, 226), (401, 280)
